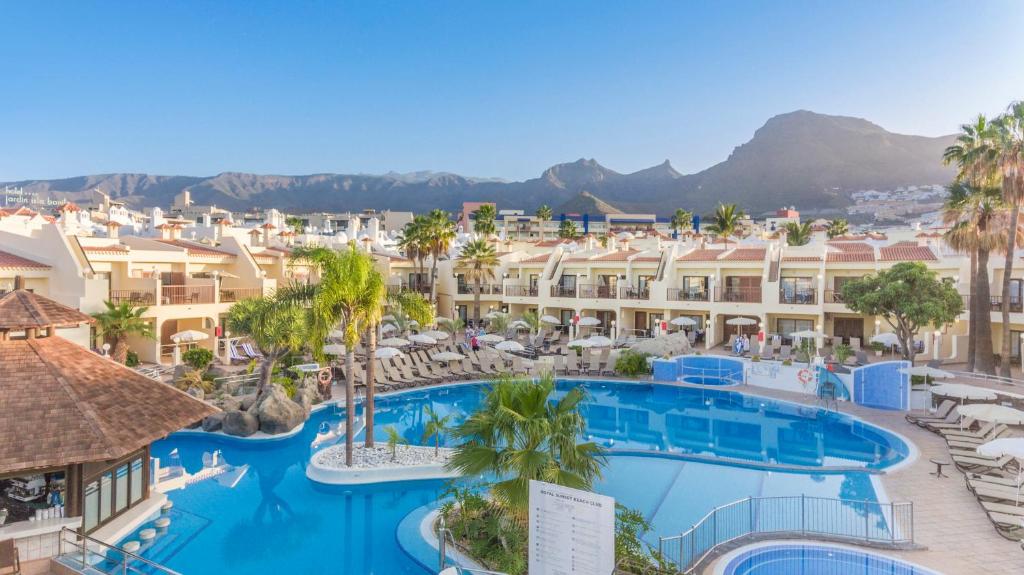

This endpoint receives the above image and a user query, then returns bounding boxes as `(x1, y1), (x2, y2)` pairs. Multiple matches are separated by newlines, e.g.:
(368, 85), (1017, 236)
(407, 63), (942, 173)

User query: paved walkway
(700, 382), (1024, 575)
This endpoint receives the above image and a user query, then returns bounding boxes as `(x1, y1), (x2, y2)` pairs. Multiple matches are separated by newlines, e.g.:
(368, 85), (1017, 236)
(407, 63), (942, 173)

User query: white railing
(57, 527), (181, 575)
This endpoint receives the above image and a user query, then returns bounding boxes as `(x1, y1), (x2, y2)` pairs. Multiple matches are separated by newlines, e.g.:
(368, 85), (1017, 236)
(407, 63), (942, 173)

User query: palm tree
(92, 300), (155, 364)
(422, 405), (453, 457)
(520, 310), (541, 335)
(384, 425), (407, 461)
(536, 204), (553, 241)
(447, 375), (606, 517)
(398, 215), (430, 291)
(226, 295), (308, 399)
(705, 203), (744, 247)
(437, 316), (466, 340)
(670, 208), (693, 237)
(457, 239), (500, 327)
(783, 221), (812, 246)
(558, 219), (579, 239)
(473, 204), (497, 236)
(825, 218), (849, 239)
(426, 209), (457, 302)
(992, 103), (1024, 376)
(281, 245), (384, 466)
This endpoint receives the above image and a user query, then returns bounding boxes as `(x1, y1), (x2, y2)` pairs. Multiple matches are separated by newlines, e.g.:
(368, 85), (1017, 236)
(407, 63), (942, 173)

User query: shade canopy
(479, 333), (505, 343)
(375, 347), (404, 359)
(483, 311), (503, 320)
(586, 336), (613, 347)
(381, 324), (397, 334)
(957, 404), (1024, 425)
(171, 330), (209, 343)
(540, 315), (561, 325)
(931, 383), (997, 401)
(0, 289), (95, 331)
(670, 317), (697, 327)
(434, 316), (452, 323)
(495, 340), (525, 352)
(790, 330), (825, 339)
(577, 317), (601, 326)
(431, 351), (466, 362)
(509, 320), (531, 330)
(900, 366), (954, 379)
(322, 344), (346, 356)
(568, 338), (595, 348)
(978, 438), (1024, 460)
(870, 333), (901, 347)
(409, 334), (437, 345)
(421, 330), (450, 340)
(379, 337), (410, 347)
(726, 317), (757, 326)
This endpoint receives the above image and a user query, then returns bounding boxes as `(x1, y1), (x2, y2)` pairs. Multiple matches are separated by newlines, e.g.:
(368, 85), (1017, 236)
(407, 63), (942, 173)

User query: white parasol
(586, 336), (613, 347)
(900, 365), (954, 379)
(958, 404), (1024, 425)
(577, 317), (601, 326)
(171, 330), (209, 343)
(323, 344), (346, 356)
(931, 383), (997, 401)
(670, 317), (697, 327)
(408, 334), (437, 345)
(375, 347), (404, 359)
(379, 337), (410, 347)
(431, 351), (466, 362)
(479, 333), (505, 343)
(421, 330), (450, 340)
(540, 315), (561, 325)
(495, 340), (525, 352)
(870, 333), (901, 347)
(977, 438), (1024, 505)
(725, 317), (757, 326)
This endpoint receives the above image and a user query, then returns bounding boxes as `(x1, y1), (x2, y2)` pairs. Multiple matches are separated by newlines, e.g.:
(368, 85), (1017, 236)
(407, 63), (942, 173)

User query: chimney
(105, 220), (120, 240)
(608, 235), (617, 252)
(249, 228), (262, 246)
(262, 223), (275, 246)
(14, 275), (24, 290)
(171, 224), (183, 241)
(157, 224), (173, 240)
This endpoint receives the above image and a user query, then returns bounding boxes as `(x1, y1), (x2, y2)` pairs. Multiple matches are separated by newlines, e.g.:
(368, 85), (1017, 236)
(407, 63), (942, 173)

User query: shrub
(615, 351), (652, 376)
(174, 369), (214, 393)
(750, 355), (761, 362)
(833, 344), (852, 365)
(870, 341), (885, 353)
(782, 358), (793, 366)
(125, 350), (139, 367)
(182, 348), (214, 371)
(273, 376), (297, 399)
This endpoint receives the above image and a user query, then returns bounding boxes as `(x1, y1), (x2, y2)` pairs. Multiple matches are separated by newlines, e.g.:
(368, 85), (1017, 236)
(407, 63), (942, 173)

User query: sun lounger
(906, 400), (956, 424)
(567, 350), (581, 375)
(779, 345), (791, 360)
(587, 352), (601, 375)
(242, 342), (262, 358)
(601, 350), (619, 376)
(953, 453), (1017, 473)
(553, 355), (567, 375)
(937, 419), (991, 437)
(985, 510), (1024, 540)
(461, 358), (484, 377)
(228, 343), (247, 362)
(927, 417), (978, 433)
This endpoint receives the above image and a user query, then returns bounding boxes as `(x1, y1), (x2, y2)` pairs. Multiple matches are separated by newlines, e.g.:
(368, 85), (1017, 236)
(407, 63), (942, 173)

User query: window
(115, 464), (129, 513)
(83, 480), (99, 532)
(780, 277), (814, 304)
(777, 318), (814, 340)
(130, 458), (143, 504)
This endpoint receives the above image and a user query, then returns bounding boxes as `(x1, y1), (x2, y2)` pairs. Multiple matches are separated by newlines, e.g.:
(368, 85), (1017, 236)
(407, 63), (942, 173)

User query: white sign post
(528, 480), (615, 575)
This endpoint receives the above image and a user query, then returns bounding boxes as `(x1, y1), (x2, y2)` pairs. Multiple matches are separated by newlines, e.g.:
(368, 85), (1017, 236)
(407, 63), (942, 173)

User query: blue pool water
(125, 380), (908, 574)
(681, 375), (734, 386)
(723, 544), (939, 575)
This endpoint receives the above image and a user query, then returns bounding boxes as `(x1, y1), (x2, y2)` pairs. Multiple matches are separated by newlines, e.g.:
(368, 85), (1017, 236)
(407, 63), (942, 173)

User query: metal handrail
(656, 495), (914, 574)
(58, 527), (182, 575)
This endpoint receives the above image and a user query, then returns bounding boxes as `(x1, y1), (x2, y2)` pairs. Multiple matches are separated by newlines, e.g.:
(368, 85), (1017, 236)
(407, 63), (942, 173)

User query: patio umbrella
(495, 340), (525, 352)
(381, 324), (398, 334)
(870, 333), (901, 347)
(422, 330), (450, 340)
(431, 351), (466, 362)
(379, 337), (410, 347)
(171, 330), (209, 343)
(931, 383), (997, 402)
(540, 315), (560, 325)
(483, 311), (502, 320)
(568, 338), (595, 348)
(509, 320), (531, 330)
(577, 317), (601, 326)
(375, 347), (403, 359)
(670, 317), (697, 327)
(434, 316), (452, 323)
(790, 329), (825, 339)
(900, 366), (954, 379)
(586, 336), (613, 347)
(977, 438), (1024, 505)
(408, 334), (437, 345)
(323, 344), (346, 356)
(479, 333), (505, 343)
(957, 404), (1024, 425)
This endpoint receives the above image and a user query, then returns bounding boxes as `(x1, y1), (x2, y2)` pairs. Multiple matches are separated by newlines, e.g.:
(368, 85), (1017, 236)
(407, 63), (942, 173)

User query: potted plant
(833, 344), (852, 366)
(870, 341), (885, 357)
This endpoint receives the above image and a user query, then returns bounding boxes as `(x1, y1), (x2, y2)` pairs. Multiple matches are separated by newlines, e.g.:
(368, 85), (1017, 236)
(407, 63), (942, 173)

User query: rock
(186, 386), (205, 401)
(218, 396), (242, 412)
(295, 386), (318, 416)
(239, 393), (258, 411)
(202, 412), (225, 432)
(222, 410), (259, 437)
(254, 385), (306, 435)
(173, 365), (192, 381)
(206, 365), (233, 379)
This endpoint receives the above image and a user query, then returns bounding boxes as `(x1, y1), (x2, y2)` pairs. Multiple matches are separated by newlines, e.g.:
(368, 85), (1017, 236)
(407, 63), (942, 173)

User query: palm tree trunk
(975, 247), (996, 375)
(256, 353), (277, 402)
(364, 327), (377, 448)
(112, 335), (129, 364)
(967, 249), (977, 372)
(473, 279), (481, 327)
(430, 253), (439, 303)
(999, 203), (1020, 377)
(344, 350), (355, 466)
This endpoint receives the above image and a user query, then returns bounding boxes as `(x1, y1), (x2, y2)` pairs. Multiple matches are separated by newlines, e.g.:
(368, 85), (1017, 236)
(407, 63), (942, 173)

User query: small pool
(721, 544), (941, 575)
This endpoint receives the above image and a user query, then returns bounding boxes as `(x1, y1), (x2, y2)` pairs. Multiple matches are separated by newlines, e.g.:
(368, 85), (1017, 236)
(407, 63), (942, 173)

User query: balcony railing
(824, 289), (844, 304)
(161, 285), (215, 305)
(220, 287), (263, 302)
(989, 296), (1024, 313)
(619, 286), (650, 300)
(578, 284), (617, 299)
(779, 289), (817, 305)
(717, 287), (762, 303)
(457, 283), (502, 295)
(504, 285), (538, 297)
(667, 288), (710, 302)
(110, 289), (156, 306)
(550, 285), (577, 298)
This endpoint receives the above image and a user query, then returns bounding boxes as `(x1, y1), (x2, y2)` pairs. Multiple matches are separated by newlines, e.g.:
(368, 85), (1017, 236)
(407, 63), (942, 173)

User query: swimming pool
(121, 380), (909, 574)
(720, 543), (940, 575)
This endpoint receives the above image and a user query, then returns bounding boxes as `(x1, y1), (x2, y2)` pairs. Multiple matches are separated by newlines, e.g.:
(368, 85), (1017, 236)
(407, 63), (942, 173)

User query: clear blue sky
(2, 1), (1022, 182)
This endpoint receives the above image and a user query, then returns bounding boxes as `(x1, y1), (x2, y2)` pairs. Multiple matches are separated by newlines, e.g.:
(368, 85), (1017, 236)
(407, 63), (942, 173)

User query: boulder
(202, 412), (226, 432)
(239, 393), (258, 411)
(173, 364), (192, 381)
(186, 386), (205, 401)
(295, 386), (318, 416)
(206, 365), (234, 379)
(222, 410), (259, 437)
(254, 385), (306, 435)
(217, 396), (243, 412)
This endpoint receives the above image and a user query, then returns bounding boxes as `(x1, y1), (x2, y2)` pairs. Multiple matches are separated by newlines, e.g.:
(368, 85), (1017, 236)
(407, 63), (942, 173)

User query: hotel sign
(528, 480), (615, 575)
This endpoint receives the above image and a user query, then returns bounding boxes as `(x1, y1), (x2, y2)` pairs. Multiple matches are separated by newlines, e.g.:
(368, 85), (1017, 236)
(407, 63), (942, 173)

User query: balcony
(986, 296), (1023, 313)
(667, 288), (710, 302)
(457, 283), (502, 295)
(824, 289), (844, 304)
(220, 287), (263, 302)
(619, 286), (650, 300)
(779, 289), (817, 305)
(717, 287), (762, 303)
(550, 285), (577, 298)
(505, 285), (538, 297)
(160, 285), (215, 305)
(578, 284), (617, 299)
(110, 289), (156, 306)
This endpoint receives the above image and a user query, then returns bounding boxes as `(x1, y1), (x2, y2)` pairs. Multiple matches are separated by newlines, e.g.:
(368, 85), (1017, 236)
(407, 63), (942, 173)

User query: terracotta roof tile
(827, 251), (875, 263)
(879, 245), (937, 262)
(154, 239), (235, 258)
(0, 335), (217, 473)
(0, 290), (94, 331)
(721, 248), (766, 261)
(782, 256), (821, 262)
(677, 249), (725, 262)
(519, 253), (551, 264)
(592, 249), (640, 262)
(0, 250), (50, 270)
(534, 240), (571, 248)
(82, 245), (130, 254)
(828, 241), (874, 252)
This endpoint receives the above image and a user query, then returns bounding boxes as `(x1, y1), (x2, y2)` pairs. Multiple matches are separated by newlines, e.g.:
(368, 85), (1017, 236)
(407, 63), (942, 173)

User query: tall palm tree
(92, 300), (155, 364)
(398, 215), (430, 290)
(426, 209), (457, 302)
(670, 208), (693, 237)
(992, 103), (1024, 376)
(226, 295), (308, 399)
(783, 221), (812, 246)
(447, 375), (606, 517)
(282, 245), (384, 466)
(825, 218), (849, 239)
(437, 316), (466, 340)
(558, 219), (579, 239)
(457, 239), (500, 327)
(705, 203), (744, 247)
(473, 204), (497, 236)
(536, 204), (553, 241)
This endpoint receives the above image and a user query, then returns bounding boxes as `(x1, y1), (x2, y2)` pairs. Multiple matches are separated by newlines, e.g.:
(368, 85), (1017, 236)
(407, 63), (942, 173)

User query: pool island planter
(306, 445), (462, 484)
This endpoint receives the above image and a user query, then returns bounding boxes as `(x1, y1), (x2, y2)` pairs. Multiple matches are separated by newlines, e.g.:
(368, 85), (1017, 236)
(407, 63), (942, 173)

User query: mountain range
(1, 111), (957, 216)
